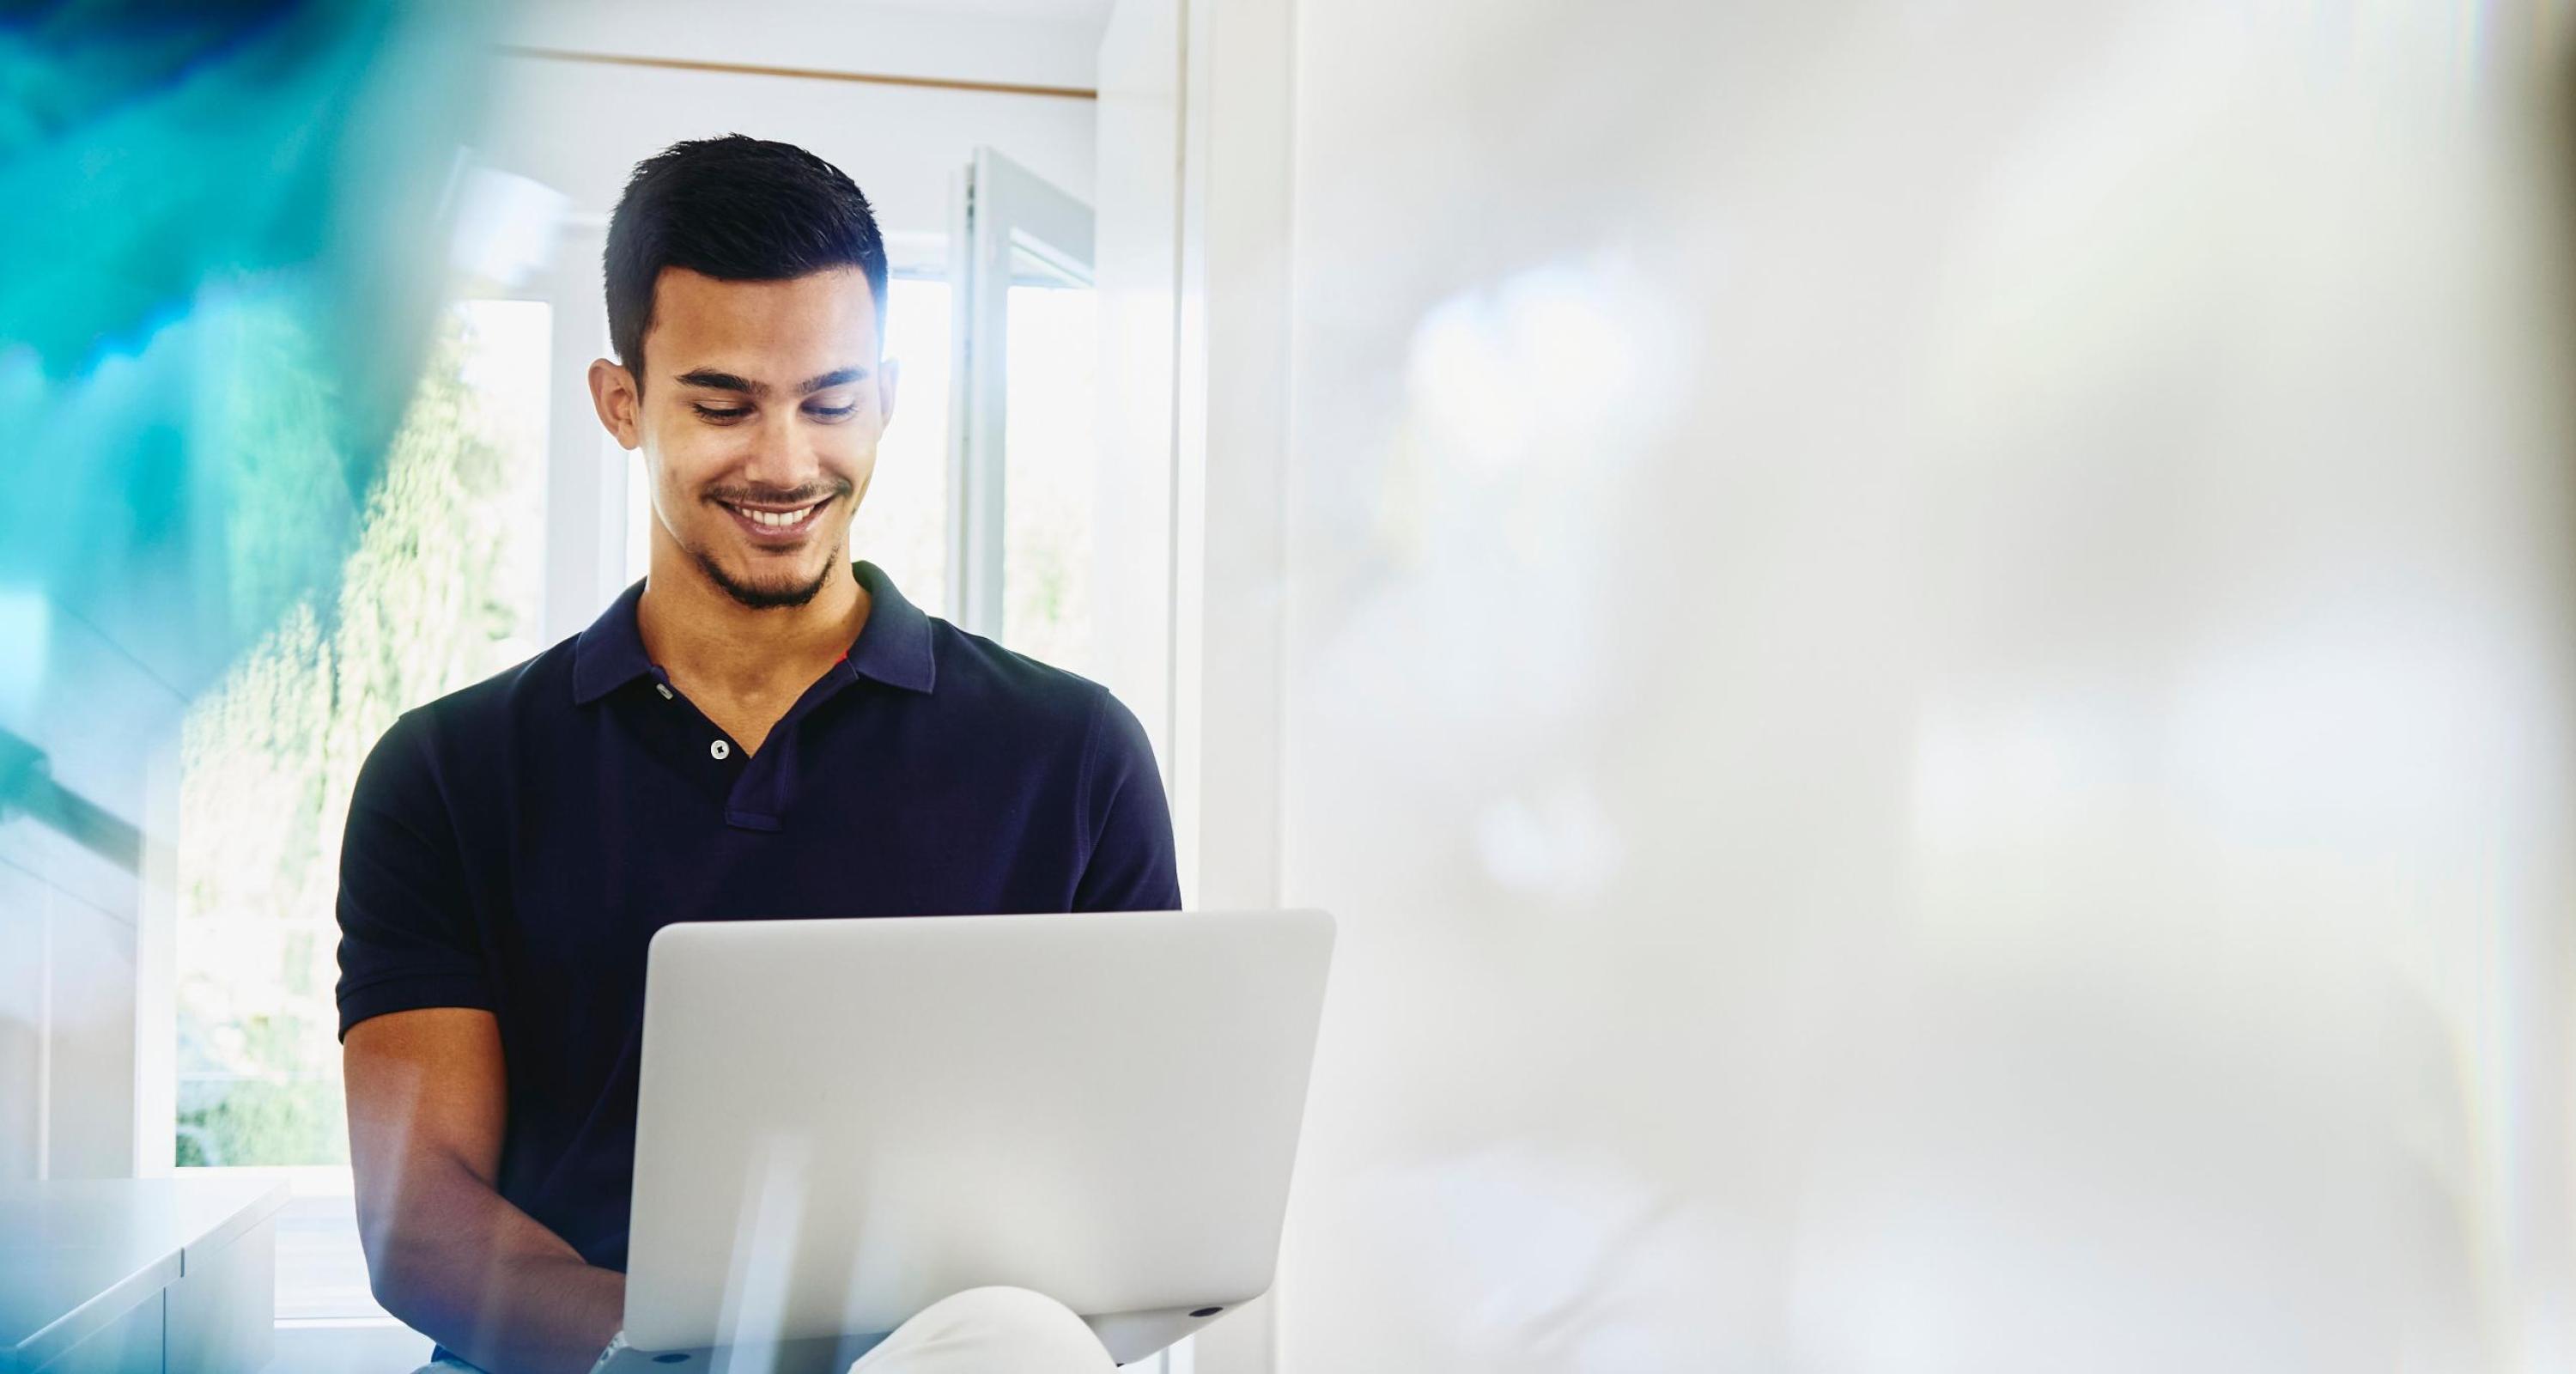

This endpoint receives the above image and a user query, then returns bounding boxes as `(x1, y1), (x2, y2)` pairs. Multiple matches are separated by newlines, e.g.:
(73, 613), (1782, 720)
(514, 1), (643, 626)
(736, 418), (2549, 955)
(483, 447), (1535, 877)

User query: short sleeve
(333, 709), (496, 1038)
(1072, 686), (1184, 912)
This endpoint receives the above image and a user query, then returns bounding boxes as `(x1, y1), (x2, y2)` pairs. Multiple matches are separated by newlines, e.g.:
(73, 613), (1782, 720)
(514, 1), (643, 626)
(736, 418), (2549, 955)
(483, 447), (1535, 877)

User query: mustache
(702, 478), (853, 507)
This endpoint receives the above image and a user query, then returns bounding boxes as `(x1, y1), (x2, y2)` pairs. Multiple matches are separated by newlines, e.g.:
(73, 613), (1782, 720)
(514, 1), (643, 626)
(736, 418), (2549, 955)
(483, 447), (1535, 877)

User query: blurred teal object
(0, 0), (492, 844)
(0, 0), (493, 707)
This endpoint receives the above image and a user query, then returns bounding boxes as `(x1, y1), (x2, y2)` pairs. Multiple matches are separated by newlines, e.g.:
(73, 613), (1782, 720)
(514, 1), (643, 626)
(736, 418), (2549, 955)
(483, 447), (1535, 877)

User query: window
(1000, 266), (1099, 672)
(173, 301), (550, 1336)
(174, 299), (549, 1172)
(954, 146), (1099, 675)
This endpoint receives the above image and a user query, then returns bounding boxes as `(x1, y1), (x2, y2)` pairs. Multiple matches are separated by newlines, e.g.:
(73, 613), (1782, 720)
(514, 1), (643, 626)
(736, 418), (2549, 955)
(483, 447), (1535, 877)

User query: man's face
(593, 265), (897, 611)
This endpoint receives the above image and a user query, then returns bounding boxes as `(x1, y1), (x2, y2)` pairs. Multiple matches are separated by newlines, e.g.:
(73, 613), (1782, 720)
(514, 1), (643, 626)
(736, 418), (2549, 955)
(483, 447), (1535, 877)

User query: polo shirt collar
(570, 560), (938, 705)
(846, 560), (939, 693)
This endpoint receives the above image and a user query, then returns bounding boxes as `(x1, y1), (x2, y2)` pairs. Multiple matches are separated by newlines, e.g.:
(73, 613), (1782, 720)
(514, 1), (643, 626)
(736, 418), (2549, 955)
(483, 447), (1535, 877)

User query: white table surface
(0, 1175), (291, 1369)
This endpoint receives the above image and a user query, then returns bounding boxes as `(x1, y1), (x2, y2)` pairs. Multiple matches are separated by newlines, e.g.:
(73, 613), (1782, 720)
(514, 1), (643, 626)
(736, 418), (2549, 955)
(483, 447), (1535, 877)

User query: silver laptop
(609, 909), (1336, 1371)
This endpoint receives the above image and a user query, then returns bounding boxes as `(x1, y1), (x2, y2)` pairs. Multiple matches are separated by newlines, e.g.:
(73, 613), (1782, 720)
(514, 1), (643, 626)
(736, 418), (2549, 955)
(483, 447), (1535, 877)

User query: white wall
(508, 0), (1108, 94)
(1263, 3), (2576, 1371)
(480, 2), (1101, 241)
(1093, 2), (1296, 1367)
(0, 604), (184, 1182)
(1088, 0), (1182, 778)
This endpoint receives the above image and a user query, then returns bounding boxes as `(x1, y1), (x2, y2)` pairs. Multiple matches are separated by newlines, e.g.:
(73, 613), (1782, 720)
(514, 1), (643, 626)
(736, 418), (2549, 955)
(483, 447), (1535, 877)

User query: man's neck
(635, 550), (872, 708)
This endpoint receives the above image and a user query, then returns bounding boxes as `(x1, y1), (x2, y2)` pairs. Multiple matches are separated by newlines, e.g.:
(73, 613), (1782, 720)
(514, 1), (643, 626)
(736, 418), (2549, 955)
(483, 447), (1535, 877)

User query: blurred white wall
(508, 0), (1110, 94)
(1090, 0), (1182, 775)
(1265, 3), (2576, 1370)
(477, 0), (1102, 246)
(0, 602), (189, 1184)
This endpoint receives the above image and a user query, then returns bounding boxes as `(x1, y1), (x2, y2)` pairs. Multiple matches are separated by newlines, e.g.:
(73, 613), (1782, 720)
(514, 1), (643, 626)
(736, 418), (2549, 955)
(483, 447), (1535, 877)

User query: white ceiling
(869, 0), (1116, 26)
(506, 0), (1112, 91)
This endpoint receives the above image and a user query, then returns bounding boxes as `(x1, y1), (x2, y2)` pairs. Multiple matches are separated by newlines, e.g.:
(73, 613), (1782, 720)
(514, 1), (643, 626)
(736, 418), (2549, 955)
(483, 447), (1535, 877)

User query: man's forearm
(367, 1159), (624, 1374)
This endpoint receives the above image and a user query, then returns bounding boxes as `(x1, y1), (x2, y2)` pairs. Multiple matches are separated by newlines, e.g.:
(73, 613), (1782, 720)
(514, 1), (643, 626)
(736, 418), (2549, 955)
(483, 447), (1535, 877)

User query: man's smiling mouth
(719, 499), (828, 538)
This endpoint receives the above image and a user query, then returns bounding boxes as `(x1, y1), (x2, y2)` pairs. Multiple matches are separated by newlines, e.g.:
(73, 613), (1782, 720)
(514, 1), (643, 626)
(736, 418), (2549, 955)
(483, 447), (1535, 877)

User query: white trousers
(847, 1286), (1120, 1373)
(421, 1286), (1117, 1374)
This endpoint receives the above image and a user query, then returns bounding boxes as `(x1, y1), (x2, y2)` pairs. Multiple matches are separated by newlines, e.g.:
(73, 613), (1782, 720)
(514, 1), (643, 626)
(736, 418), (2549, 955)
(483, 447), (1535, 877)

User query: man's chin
(688, 545), (840, 611)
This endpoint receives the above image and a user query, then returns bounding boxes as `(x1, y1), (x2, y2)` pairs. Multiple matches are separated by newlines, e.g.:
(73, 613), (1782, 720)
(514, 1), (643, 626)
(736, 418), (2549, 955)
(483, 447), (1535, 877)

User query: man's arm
(1072, 687), (1183, 912)
(345, 1006), (623, 1374)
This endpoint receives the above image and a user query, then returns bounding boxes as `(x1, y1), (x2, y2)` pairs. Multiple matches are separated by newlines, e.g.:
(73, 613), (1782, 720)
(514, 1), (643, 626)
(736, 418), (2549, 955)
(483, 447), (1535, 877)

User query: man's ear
(878, 356), (901, 427)
(588, 357), (642, 450)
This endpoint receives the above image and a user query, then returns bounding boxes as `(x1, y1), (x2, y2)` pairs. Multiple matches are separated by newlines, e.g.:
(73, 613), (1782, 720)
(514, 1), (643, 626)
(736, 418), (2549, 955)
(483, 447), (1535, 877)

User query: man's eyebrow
(668, 368), (868, 398)
(672, 369), (762, 396)
(797, 367), (869, 394)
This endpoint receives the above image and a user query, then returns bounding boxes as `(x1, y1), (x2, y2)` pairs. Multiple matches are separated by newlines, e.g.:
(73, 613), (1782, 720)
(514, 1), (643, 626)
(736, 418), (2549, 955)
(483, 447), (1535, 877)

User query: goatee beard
(690, 543), (843, 611)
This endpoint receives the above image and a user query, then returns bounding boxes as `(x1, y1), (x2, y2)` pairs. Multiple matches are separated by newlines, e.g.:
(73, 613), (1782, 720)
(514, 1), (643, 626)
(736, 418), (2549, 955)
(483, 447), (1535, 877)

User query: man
(336, 136), (1176, 1374)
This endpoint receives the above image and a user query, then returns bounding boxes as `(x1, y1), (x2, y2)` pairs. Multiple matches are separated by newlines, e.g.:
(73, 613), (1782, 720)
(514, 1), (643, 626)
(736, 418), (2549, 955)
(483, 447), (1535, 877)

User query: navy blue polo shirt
(332, 560), (1180, 1274)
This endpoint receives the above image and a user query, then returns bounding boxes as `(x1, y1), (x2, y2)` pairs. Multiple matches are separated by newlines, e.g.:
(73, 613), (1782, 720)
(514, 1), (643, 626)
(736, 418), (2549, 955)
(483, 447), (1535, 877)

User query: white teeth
(736, 504), (812, 528)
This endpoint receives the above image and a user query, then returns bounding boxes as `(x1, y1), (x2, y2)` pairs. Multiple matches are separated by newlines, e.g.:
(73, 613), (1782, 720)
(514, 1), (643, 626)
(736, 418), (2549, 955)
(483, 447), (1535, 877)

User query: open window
(951, 146), (1100, 674)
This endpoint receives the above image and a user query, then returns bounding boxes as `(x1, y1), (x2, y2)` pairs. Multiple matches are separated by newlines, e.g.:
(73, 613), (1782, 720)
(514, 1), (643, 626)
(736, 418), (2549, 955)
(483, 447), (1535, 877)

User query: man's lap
(407, 1286), (1115, 1374)
(848, 1286), (1117, 1373)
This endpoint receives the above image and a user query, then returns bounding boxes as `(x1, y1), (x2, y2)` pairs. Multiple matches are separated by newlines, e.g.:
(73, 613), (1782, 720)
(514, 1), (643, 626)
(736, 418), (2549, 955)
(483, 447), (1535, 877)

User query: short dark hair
(603, 135), (890, 384)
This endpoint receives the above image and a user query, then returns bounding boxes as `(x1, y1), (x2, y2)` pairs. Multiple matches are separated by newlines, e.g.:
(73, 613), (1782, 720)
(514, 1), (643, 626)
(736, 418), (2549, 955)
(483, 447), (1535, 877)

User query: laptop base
(588, 1302), (1229, 1371)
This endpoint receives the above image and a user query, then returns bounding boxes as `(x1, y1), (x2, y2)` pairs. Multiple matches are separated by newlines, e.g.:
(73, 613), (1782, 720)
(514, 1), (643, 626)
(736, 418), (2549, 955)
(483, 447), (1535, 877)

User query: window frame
(167, 230), (589, 1328)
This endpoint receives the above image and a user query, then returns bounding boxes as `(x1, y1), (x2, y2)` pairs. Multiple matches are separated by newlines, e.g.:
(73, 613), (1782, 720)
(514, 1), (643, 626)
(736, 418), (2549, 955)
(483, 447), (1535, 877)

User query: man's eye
(691, 404), (749, 422)
(806, 403), (859, 421)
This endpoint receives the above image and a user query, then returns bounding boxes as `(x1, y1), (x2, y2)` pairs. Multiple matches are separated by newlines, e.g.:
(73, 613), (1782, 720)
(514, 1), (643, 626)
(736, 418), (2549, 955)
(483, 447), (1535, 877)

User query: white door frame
(949, 146), (1099, 640)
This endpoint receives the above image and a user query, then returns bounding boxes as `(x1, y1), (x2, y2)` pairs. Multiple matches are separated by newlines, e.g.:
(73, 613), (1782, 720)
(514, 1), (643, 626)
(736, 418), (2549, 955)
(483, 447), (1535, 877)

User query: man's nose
(739, 410), (821, 489)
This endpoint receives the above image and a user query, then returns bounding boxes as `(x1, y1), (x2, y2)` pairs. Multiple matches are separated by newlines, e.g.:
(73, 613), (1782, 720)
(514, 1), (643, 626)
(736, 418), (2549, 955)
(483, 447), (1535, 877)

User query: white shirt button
(710, 739), (732, 760)
(655, 683), (673, 700)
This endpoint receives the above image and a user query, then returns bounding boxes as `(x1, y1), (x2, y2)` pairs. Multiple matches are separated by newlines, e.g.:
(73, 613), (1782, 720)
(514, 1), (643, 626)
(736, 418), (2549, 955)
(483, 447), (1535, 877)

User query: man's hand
(345, 1007), (624, 1374)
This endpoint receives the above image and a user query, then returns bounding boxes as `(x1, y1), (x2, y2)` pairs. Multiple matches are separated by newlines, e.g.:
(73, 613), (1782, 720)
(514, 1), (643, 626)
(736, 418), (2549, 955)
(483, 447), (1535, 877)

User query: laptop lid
(621, 909), (1335, 1360)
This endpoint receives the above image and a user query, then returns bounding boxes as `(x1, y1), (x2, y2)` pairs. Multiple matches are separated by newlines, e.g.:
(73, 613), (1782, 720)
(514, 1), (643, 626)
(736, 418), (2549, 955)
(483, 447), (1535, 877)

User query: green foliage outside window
(176, 304), (540, 1167)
